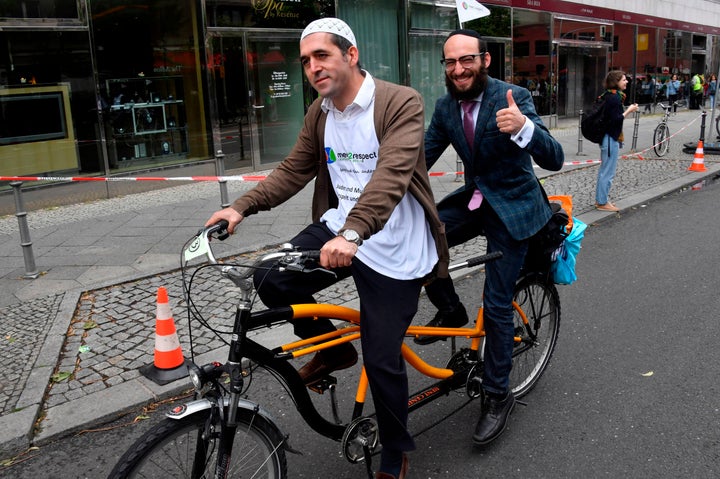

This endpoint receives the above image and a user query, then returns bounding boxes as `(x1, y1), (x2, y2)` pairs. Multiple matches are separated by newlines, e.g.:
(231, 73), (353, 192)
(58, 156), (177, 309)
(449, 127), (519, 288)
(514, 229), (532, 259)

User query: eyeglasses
(440, 53), (486, 71)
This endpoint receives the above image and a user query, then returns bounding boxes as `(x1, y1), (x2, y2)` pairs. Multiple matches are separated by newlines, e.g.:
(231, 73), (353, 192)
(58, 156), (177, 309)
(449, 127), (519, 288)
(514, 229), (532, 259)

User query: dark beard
(446, 66), (488, 101)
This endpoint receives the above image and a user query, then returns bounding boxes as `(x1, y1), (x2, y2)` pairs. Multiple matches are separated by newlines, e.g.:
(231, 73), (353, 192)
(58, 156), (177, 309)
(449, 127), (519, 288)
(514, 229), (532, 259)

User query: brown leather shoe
(297, 342), (358, 385)
(375, 453), (408, 479)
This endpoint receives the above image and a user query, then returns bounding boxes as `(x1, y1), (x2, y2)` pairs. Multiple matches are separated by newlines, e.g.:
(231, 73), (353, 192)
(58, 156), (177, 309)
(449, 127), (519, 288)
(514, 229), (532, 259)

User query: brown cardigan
(232, 78), (449, 278)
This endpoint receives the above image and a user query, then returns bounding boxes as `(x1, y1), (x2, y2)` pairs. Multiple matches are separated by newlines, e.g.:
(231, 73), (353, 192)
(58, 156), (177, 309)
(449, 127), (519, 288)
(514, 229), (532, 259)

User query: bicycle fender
(166, 397), (300, 454)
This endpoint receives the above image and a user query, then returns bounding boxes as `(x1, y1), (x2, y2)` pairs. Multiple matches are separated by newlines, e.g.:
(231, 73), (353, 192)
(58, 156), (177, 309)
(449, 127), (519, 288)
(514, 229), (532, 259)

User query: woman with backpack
(595, 70), (639, 212)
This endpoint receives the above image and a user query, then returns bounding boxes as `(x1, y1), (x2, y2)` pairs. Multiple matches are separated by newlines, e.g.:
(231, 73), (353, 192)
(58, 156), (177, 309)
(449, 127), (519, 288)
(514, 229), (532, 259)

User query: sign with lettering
(207, 0), (335, 29)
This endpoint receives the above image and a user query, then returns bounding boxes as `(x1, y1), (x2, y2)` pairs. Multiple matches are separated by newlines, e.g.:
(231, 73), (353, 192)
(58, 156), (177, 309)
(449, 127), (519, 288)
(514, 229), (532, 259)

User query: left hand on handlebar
(205, 207), (244, 235)
(320, 236), (357, 269)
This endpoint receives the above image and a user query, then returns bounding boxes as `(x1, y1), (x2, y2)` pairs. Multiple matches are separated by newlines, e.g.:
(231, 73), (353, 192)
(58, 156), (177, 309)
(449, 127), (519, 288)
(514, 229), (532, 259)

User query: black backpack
(581, 92), (609, 144)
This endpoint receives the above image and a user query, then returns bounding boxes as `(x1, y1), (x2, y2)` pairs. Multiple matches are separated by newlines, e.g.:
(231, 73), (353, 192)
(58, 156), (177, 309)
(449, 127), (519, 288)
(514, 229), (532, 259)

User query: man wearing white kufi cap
(206, 17), (448, 479)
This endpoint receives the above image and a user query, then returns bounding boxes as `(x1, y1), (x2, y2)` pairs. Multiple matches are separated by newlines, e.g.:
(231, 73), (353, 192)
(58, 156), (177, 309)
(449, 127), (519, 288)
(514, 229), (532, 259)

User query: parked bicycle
(108, 220), (562, 478)
(653, 100), (683, 156)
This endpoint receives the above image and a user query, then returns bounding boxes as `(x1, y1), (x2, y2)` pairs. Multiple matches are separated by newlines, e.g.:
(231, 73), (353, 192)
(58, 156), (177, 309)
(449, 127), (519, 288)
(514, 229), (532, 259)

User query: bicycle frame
(183, 282), (533, 443)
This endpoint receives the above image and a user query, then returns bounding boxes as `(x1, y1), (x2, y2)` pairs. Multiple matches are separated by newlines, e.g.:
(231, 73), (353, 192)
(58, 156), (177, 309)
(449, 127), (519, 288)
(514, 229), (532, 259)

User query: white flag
(456, 0), (491, 24)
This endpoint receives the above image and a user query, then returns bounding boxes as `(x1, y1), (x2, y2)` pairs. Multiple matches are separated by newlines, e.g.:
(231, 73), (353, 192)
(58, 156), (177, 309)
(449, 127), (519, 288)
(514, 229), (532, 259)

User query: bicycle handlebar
(447, 251), (503, 273)
(188, 222), (501, 283)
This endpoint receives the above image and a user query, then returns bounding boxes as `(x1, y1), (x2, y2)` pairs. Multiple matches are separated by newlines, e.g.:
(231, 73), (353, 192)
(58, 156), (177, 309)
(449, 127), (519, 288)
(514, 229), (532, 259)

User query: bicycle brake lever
(283, 263), (337, 278)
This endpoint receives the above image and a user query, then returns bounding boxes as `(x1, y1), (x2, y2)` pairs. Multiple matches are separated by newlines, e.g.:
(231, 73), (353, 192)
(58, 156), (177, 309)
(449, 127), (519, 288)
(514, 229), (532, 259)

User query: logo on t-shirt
(325, 147), (378, 164)
(325, 147), (337, 164)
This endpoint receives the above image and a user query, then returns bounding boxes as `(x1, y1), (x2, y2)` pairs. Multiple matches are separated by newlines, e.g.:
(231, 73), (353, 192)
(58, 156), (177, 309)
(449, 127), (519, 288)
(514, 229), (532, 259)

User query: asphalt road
(2, 177), (719, 478)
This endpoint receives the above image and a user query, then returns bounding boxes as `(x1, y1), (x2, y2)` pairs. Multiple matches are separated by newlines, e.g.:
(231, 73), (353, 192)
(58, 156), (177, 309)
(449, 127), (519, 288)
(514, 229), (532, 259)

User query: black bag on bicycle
(523, 202), (570, 274)
(581, 92), (609, 144)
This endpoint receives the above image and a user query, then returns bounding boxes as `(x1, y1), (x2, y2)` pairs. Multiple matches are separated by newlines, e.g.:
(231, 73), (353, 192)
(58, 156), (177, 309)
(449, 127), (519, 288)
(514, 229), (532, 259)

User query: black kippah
(447, 29), (483, 40)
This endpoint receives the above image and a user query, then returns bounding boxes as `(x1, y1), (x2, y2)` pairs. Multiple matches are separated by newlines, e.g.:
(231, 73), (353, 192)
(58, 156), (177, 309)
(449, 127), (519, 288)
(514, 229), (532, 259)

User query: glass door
(247, 32), (307, 168)
(555, 45), (608, 118)
(210, 31), (309, 171)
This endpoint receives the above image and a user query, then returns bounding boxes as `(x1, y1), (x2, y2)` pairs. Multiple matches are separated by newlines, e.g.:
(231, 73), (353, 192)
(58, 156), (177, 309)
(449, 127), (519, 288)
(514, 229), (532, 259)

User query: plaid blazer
(425, 77), (564, 240)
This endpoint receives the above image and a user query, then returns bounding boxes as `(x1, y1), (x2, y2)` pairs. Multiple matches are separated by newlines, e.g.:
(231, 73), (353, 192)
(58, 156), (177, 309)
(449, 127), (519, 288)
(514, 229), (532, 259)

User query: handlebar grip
(465, 251), (503, 268)
(208, 219), (229, 241)
(300, 250), (321, 260)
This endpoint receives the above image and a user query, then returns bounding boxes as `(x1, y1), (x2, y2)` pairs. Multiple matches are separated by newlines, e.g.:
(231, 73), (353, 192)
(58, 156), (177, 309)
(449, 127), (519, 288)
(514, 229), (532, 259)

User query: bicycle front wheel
(108, 407), (287, 479)
(653, 123), (670, 156)
(509, 274), (560, 398)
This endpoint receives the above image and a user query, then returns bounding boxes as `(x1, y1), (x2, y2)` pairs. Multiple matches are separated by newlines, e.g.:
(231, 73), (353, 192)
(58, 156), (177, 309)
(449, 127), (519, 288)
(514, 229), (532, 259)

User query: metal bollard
(576, 110), (586, 156)
(699, 110), (707, 143)
(214, 150), (230, 208)
(631, 110), (641, 152)
(10, 182), (39, 279)
(455, 154), (463, 182)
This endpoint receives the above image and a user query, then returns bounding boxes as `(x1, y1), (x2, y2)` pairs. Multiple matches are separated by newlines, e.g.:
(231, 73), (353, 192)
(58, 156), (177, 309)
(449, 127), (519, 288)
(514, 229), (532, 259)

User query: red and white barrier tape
(0, 175), (269, 182)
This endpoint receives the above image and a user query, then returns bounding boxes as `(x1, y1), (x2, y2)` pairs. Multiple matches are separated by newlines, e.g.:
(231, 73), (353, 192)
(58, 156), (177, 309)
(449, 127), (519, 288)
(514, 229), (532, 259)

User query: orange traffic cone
(688, 140), (707, 172)
(140, 287), (188, 385)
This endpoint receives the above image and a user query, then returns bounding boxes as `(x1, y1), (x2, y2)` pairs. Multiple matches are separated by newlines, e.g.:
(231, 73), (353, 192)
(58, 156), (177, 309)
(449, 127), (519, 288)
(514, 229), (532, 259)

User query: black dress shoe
(375, 453), (408, 479)
(472, 391), (515, 445)
(297, 343), (358, 385)
(413, 303), (469, 345)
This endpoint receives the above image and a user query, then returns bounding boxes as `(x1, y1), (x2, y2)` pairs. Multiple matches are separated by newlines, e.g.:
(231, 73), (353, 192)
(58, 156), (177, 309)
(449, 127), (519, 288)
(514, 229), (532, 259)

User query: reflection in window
(513, 9), (552, 116)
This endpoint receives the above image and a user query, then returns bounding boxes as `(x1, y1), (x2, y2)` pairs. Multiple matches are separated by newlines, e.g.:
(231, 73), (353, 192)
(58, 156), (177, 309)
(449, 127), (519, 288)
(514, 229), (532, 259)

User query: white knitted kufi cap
(300, 18), (356, 47)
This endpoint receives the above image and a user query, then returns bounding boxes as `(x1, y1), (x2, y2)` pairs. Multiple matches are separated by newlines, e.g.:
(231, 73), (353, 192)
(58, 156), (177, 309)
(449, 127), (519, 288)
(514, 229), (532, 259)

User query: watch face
(343, 229), (361, 245)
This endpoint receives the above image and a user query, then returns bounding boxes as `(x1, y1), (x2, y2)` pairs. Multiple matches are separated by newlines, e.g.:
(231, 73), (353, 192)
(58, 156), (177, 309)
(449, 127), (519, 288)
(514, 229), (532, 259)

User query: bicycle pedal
(307, 375), (338, 394)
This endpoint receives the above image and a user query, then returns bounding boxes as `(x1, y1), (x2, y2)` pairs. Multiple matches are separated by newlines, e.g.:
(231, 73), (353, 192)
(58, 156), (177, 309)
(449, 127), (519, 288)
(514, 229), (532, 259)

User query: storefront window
(409, 33), (448, 128)
(339, 0), (401, 83)
(0, 1), (78, 19)
(408, 1), (458, 128)
(513, 10), (552, 116)
(0, 30), (94, 176)
(464, 4), (511, 38)
(92, 0), (207, 173)
(410, 1), (457, 31)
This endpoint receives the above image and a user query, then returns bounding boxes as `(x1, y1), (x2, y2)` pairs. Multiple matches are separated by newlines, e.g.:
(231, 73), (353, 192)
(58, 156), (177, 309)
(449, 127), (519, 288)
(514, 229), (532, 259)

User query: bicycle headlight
(187, 363), (203, 390)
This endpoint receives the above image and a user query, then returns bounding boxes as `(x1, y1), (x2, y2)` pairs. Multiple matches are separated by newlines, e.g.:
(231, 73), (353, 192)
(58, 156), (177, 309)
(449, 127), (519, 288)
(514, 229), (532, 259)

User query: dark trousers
(254, 222), (421, 453)
(425, 192), (528, 395)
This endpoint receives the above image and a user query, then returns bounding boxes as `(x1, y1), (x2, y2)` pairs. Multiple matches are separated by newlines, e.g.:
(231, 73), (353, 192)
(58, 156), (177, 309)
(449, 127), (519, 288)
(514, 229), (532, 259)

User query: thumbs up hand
(496, 89), (526, 135)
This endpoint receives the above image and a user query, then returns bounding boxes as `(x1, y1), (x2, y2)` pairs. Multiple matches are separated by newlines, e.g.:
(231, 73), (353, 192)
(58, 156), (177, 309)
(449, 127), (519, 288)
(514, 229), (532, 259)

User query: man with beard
(414, 29), (564, 445)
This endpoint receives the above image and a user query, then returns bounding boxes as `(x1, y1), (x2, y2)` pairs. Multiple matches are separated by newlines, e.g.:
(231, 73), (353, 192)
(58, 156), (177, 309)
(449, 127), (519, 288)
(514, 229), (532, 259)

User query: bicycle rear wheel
(108, 407), (287, 479)
(653, 123), (670, 156)
(509, 274), (560, 398)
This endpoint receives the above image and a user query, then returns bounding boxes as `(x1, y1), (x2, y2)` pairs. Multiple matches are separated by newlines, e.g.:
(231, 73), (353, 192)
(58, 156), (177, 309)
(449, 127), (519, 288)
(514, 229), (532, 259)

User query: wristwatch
(339, 229), (363, 246)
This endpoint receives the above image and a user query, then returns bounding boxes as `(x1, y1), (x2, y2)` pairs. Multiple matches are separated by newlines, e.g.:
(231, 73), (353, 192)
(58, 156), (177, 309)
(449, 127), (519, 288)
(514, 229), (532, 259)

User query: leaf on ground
(51, 371), (72, 382)
(83, 320), (98, 330)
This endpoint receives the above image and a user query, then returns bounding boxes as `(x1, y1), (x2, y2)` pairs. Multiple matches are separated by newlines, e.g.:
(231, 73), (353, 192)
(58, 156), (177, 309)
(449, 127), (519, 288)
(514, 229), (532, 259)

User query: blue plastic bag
(551, 217), (587, 285)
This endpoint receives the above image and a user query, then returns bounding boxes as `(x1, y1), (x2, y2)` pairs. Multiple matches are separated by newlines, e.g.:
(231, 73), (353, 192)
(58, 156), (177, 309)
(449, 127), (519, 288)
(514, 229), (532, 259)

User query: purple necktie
(461, 101), (477, 151)
(462, 101), (484, 210)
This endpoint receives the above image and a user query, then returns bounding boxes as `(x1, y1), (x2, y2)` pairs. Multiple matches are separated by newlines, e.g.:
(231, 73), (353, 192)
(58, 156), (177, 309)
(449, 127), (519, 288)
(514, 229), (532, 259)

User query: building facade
(1, 0), (718, 179)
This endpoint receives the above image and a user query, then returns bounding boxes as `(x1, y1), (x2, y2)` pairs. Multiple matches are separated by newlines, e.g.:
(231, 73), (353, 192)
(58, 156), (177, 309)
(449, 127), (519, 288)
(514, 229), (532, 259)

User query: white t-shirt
(320, 72), (438, 280)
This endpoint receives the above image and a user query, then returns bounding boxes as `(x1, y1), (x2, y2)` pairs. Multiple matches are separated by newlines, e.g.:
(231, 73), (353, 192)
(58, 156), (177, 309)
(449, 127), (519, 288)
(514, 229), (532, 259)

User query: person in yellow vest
(691, 73), (704, 110)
